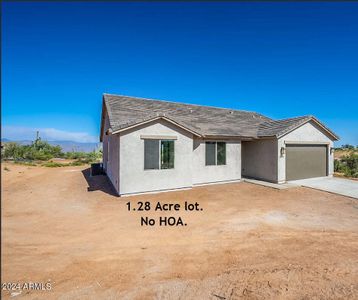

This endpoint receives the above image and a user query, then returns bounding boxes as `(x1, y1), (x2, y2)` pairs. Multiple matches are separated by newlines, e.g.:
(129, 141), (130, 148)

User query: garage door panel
(286, 145), (327, 181)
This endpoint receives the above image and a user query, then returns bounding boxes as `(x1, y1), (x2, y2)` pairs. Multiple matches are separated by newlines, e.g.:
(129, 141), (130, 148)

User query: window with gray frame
(205, 141), (226, 166)
(144, 140), (174, 170)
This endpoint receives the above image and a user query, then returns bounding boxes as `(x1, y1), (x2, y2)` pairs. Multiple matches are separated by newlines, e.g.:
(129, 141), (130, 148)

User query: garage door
(286, 144), (327, 181)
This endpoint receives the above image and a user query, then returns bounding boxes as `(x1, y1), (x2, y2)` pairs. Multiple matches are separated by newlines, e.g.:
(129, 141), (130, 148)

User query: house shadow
(81, 168), (118, 197)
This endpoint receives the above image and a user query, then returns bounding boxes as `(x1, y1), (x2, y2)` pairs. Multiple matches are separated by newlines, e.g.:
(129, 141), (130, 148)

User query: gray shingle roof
(102, 94), (338, 140)
(257, 115), (339, 140)
(257, 116), (311, 137)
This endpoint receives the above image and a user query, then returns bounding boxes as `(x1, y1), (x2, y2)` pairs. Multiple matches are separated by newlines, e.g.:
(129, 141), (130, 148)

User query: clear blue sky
(2, 2), (358, 145)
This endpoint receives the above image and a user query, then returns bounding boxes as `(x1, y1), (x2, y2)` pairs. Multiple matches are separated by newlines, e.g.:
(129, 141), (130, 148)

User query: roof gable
(258, 116), (339, 141)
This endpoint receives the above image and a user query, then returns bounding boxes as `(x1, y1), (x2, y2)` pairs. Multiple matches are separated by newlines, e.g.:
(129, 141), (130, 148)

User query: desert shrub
(2, 137), (102, 166)
(334, 159), (342, 172)
(2, 142), (25, 160)
(341, 153), (358, 178)
(32, 140), (63, 160)
(2, 141), (64, 161)
(65, 151), (86, 160)
(65, 150), (102, 164)
(42, 161), (66, 167)
(69, 160), (86, 166)
(13, 160), (37, 166)
(86, 150), (102, 162)
(336, 153), (358, 178)
(20, 147), (49, 161)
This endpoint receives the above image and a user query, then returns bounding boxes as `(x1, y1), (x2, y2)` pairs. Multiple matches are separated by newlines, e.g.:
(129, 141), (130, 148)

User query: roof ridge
(258, 115), (311, 126)
(103, 93), (270, 118)
(275, 115), (312, 122)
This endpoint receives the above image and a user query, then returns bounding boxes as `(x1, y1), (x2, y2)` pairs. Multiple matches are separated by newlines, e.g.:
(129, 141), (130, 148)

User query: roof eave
(99, 96), (109, 142)
(201, 134), (255, 140)
(111, 116), (202, 137)
(256, 135), (278, 139)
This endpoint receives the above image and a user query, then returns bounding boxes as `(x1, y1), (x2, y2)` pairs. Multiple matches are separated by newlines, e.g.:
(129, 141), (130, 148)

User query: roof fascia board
(255, 136), (277, 140)
(201, 135), (253, 140)
(284, 141), (330, 145)
(140, 135), (178, 140)
(111, 116), (202, 137)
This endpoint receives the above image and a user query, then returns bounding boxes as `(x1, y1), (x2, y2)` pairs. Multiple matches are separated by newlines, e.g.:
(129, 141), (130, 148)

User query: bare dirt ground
(1, 162), (358, 299)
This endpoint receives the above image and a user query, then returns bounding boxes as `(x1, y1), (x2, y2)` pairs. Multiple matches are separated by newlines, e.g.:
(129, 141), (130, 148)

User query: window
(161, 140), (174, 169)
(205, 142), (216, 165)
(217, 142), (226, 165)
(144, 140), (174, 170)
(205, 141), (226, 166)
(144, 140), (159, 169)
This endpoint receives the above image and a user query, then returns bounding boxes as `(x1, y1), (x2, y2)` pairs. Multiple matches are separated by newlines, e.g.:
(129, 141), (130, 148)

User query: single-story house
(100, 94), (339, 196)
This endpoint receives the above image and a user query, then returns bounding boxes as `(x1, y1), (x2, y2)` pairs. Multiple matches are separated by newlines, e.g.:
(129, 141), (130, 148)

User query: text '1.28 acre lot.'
(126, 201), (203, 227)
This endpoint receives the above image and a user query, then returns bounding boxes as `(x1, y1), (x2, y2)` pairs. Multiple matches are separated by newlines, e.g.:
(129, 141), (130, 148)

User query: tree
(2, 142), (23, 159)
(341, 144), (354, 150)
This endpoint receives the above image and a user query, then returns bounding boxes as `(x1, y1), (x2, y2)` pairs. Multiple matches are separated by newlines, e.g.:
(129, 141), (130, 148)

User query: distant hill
(1, 138), (101, 153)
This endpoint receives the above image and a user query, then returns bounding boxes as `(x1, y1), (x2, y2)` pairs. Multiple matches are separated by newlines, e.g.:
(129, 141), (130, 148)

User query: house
(100, 94), (339, 196)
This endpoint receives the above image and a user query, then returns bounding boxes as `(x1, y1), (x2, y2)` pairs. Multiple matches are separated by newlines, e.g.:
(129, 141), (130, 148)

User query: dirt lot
(1, 162), (358, 299)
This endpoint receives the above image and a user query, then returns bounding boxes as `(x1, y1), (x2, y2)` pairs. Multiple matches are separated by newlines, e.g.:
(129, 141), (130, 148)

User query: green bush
(13, 160), (37, 166)
(334, 159), (341, 172)
(65, 150), (102, 164)
(341, 153), (358, 178)
(68, 160), (85, 166)
(42, 161), (65, 167)
(335, 152), (358, 178)
(65, 151), (86, 160)
(3, 142), (25, 160)
(2, 141), (64, 161)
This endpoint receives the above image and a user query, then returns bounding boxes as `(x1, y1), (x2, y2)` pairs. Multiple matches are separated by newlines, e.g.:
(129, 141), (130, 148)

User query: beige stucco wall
(241, 139), (277, 182)
(119, 119), (193, 195)
(102, 112), (120, 193)
(107, 134), (120, 192)
(192, 140), (241, 185)
(278, 121), (335, 182)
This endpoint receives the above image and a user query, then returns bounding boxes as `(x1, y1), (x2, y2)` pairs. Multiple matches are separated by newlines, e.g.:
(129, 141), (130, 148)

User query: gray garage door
(286, 144), (327, 181)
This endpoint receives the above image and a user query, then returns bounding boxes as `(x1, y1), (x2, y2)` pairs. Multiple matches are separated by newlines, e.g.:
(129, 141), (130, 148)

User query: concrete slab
(290, 177), (358, 199)
(243, 178), (298, 190)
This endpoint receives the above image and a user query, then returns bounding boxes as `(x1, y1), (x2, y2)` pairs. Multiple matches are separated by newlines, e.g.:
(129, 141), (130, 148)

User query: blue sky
(2, 2), (358, 145)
